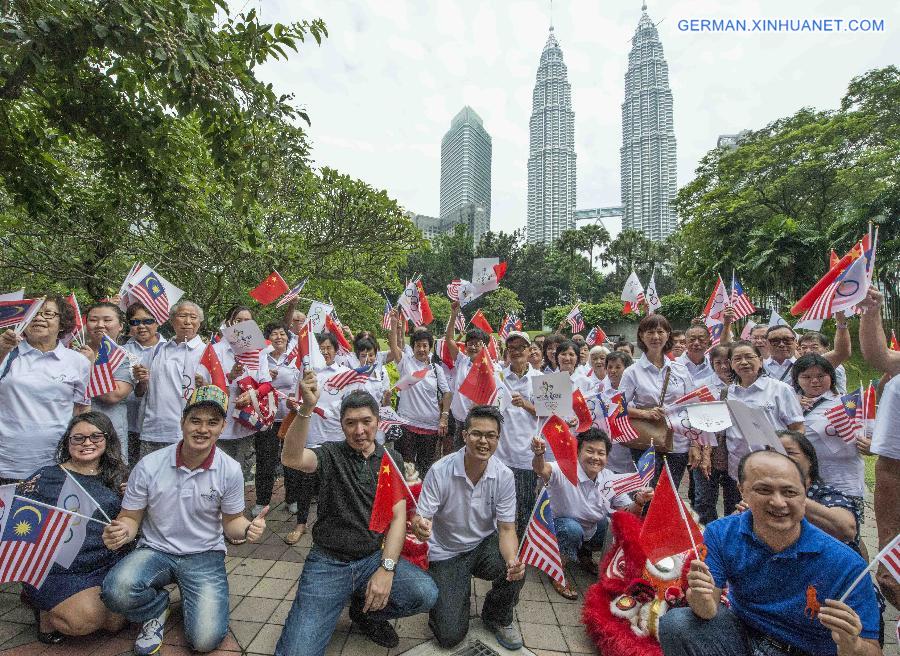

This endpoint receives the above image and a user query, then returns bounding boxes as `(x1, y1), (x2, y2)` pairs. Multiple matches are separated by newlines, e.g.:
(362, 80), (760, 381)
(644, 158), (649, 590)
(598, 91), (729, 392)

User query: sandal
(577, 551), (598, 576)
(284, 525), (305, 545)
(552, 577), (578, 600)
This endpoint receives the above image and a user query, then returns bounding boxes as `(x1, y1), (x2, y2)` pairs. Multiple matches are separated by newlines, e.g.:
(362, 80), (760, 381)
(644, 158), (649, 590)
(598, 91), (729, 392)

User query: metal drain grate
(451, 639), (502, 656)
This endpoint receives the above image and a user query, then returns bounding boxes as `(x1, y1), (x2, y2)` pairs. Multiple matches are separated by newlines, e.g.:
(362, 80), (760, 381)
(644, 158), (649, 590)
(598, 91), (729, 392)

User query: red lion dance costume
(582, 512), (697, 656)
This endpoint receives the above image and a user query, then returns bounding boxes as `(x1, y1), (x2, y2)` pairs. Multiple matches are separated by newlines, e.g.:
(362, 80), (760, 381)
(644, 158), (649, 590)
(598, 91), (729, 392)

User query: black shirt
(312, 440), (404, 562)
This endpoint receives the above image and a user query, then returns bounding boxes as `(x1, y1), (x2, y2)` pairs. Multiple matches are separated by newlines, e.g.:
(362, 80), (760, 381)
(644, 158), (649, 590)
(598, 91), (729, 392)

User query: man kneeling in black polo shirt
(274, 372), (438, 656)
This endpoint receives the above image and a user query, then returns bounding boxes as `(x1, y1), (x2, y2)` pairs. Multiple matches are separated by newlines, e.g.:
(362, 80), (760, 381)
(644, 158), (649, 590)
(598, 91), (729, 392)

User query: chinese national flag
(572, 390), (593, 434)
(493, 261), (508, 282)
(250, 271), (289, 305)
(416, 281), (434, 325)
(325, 314), (352, 353)
(369, 452), (407, 534)
(829, 249), (839, 269)
(541, 415), (579, 486)
(890, 330), (899, 352)
(198, 342), (228, 395)
(458, 348), (497, 405)
(639, 463), (704, 562)
(622, 301), (634, 315)
(470, 309), (493, 335)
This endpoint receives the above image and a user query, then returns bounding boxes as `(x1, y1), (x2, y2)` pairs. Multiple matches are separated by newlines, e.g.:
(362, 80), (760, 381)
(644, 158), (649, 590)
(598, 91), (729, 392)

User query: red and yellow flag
(369, 452), (407, 534)
(250, 271), (289, 305)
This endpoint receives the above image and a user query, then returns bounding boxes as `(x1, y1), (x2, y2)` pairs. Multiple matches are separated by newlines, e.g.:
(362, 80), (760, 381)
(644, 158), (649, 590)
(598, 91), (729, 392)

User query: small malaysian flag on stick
(234, 349), (262, 373)
(518, 488), (566, 587)
(609, 447), (655, 495)
(88, 335), (126, 398)
(839, 533), (900, 603)
(0, 495), (73, 588)
(565, 305), (585, 333)
(128, 268), (171, 324)
(381, 299), (393, 330)
(824, 389), (862, 443)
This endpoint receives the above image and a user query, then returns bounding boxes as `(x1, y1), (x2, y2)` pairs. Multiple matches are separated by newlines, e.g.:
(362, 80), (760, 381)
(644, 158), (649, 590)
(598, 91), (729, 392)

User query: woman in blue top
(18, 411), (128, 644)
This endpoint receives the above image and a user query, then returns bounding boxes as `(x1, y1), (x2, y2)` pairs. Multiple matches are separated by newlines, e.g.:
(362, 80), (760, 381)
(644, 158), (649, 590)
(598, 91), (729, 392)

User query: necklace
(62, 463), (98, 476)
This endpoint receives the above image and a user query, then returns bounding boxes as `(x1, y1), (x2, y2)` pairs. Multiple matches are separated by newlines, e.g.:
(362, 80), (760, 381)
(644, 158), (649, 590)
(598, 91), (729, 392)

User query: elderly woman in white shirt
(0, 294), (91, 484)
(791, 353), (867, 507)
(619, 314), (698, 488)
(724, 340), (804, 481)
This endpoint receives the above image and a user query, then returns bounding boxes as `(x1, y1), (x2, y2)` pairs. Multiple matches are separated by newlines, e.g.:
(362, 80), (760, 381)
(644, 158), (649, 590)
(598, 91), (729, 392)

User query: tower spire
(549, 0), (554, 30)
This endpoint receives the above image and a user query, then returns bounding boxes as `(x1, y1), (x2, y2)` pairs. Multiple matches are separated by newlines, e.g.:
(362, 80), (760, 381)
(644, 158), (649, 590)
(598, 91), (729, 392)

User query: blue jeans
(659, 606), (750, 656)
(554, 516), (607, 561)
(275, 547), (438, 656)
(101, 547), (229, 653)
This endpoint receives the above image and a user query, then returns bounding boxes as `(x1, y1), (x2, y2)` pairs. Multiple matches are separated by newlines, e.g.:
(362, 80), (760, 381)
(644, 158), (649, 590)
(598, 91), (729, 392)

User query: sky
(243, 0), (899, 238)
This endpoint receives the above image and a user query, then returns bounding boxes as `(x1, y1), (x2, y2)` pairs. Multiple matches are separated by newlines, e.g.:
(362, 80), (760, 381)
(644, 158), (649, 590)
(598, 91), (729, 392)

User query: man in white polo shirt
(493, 330), (541, 536)
(101, 385), (268, 655)
(133, 299), (206, 458)
(412, 405), (526, 651)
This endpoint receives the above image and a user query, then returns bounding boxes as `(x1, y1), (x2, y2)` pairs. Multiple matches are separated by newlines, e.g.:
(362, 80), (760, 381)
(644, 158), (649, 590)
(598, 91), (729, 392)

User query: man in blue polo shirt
(660, 450), (881, 656)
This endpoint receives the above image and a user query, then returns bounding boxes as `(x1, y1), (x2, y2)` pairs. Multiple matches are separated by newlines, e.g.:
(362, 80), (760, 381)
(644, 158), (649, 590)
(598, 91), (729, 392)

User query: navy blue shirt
(704, 512), (879, 654)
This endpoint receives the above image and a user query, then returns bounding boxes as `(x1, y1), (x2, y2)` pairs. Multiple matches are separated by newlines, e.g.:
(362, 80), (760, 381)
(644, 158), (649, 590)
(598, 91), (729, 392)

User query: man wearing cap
(493, 330), (542, 536)
(100, 386), (268, 655)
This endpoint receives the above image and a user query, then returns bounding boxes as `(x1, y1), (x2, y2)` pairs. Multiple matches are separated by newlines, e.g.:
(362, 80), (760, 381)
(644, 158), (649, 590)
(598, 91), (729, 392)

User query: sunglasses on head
(129, 318), (157, 326)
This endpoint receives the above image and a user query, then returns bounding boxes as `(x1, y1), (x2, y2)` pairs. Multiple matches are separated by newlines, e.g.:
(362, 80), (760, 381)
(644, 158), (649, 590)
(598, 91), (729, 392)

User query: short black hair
(264, 322), (289, 339)
(765, 324), (795, 338)
(354, 336), (379, 355)
(576, 428), (611, 454)
(85, 301), (125, 330)
(225, 304), (252, 324)
(613, 339), (634, 355)
(316, 332), (339, 350)
(791, 353), (837, 394)
(777, 429), (819, 484)
(339, 390), (380, 421)
(556, 339), (578, 358)
(465, 327), (488, 345)
(410, 328), (434, 348)
(707, 345), (730, 361)
(737, 449), (807, 486)
(125, 301), (155, 323)
(464, 405), (503, 432)
(671, 330), (686, 339)
(797, 332), (829, 348)
(605, 351), (633, 368)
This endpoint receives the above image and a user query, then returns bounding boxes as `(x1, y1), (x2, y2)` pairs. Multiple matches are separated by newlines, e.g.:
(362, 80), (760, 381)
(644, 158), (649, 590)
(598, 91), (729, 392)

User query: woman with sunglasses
(123, 303), (165, 467)
(0, 294), (91, 484)
(81, 302), (134, 464)
(17, 412), (129, 644)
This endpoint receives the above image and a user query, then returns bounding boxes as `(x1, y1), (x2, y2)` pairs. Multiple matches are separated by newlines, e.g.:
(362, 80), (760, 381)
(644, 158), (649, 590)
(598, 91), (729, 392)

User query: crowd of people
(0, 286), (895, 656)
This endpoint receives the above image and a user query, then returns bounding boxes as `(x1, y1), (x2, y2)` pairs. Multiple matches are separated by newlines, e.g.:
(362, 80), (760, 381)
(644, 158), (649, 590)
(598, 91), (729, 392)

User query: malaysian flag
(0, 494), (73, 588)
(877, 534), (900, 584)
(324, 365), (373, 392)
(381, 299), (393, 330)
(708, 322), (725, 347)
(604, 398), (640, 444)
(378, 406), (409, 433)
(609, 447), (655, 495)
(128, 269), (170, 324)
(729, 274), (756, 320)
(519, 488), (566, 587)
(565, 305), (585, 333)
(276, 277), (309, 308)
(0, 299), (35, 329)
(87, 335), (126, 398)
(234, 349), (262, 372)
(585, 326), (607, 347)
(824, 389), (861, 443)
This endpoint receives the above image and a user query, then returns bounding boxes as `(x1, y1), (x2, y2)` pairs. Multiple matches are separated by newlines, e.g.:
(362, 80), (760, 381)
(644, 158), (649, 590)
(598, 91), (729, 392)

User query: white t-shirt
(802, 391), (865, 497)
(493, 364), (541, 470)
(397, 354), (449, 431)
(725, 376), (804, 480)
(872, 375), (900, 460)
(122, 443), (245, 554)
(619, 355), (697, 454)
(546, 461), (632, 539)
(124, 336), (166, 434)
(267, 351), (299, 421)
(0, 341), (91, 479)
(416, 448), (516, 562)
(677, 353), (713, 382)
(141, 335), (206, 444)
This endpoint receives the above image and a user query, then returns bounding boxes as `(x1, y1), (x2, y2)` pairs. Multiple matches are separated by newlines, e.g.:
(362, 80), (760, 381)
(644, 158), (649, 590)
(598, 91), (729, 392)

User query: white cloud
(250, 0), (900, 234)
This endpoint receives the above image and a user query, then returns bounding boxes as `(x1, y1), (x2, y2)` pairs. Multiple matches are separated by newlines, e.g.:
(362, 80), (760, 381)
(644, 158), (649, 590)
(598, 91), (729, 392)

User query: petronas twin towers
(526, 4), (677, 244)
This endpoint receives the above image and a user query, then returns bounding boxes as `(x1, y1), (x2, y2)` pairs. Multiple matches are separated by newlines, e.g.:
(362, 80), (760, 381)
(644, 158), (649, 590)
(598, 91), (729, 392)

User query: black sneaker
(349, 604), (399, 648)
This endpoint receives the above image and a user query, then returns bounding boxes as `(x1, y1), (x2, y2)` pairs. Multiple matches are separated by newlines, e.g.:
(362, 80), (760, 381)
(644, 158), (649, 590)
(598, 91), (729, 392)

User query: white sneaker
(251, 504), (264, 518)
(134, 607), (168, 655)
(287, 502), (298, 514)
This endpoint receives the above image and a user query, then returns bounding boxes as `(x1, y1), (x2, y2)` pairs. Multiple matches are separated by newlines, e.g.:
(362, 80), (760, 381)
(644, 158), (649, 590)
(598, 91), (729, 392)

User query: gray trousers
(428, 532), (524, 649)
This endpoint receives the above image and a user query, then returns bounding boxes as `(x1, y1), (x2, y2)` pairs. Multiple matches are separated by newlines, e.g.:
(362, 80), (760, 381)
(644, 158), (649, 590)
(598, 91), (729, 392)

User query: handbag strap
(656, 367), (672, 407)
(803, 396), (829, 417)
(0, 346), (21, 382)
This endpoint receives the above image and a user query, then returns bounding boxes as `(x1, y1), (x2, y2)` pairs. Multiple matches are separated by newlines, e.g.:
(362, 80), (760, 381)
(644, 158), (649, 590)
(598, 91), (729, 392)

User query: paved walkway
(0, 479), (895, 655)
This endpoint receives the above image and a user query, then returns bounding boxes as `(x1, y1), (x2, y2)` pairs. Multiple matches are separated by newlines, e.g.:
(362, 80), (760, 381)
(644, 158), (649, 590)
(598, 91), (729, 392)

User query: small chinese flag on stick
(369, 452), (409, 534)
(541, 415), (580, 487)
(250, 271), (289, 305)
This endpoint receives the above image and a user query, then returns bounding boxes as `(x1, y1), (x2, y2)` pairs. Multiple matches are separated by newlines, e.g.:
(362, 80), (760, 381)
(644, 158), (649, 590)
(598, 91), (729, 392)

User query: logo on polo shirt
(200, 487), (222, 504)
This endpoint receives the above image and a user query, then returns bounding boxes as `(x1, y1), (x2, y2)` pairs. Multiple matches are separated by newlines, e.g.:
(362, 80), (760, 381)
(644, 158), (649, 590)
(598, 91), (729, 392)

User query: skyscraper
(620, 3), (677, 241)
(440, 106), (492, 234)
(526, 26), (576, 245)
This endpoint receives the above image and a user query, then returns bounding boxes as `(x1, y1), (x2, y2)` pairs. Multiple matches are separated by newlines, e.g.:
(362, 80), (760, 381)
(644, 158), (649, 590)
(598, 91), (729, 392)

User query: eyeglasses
(129, 318), (156, 326)
(768, 337), (795, 345)
(798, 373), (830, 382)
(69, 432), (106, 445)
(467, 430), (499, 442)
(731, 354), (759, 363)
(506, 344), (527, 353)
(36, 311), (60, 319)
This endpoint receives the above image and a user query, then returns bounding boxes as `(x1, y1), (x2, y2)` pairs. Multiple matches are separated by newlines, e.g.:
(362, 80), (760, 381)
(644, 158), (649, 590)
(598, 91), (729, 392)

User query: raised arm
(858, 287), (900, 375)
(281, 371), (321, 473)
(386, 309), (403, 364)
(825, 312), (851, 367)
(530, 436), (553, 481)
(446, 302), (461, 361)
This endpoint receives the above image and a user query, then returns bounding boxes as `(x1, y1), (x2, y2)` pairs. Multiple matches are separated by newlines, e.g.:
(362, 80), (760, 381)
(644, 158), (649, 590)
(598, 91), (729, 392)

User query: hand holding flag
(541, 415), (579, 486)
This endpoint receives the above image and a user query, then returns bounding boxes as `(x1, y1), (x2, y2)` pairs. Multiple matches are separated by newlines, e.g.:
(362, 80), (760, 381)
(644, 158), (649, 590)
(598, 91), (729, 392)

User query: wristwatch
(381, 558), (396, 572)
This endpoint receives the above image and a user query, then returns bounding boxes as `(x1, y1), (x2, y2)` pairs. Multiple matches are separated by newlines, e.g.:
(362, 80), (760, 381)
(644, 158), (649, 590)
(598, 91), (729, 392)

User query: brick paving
(0, 479), (895, 655)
